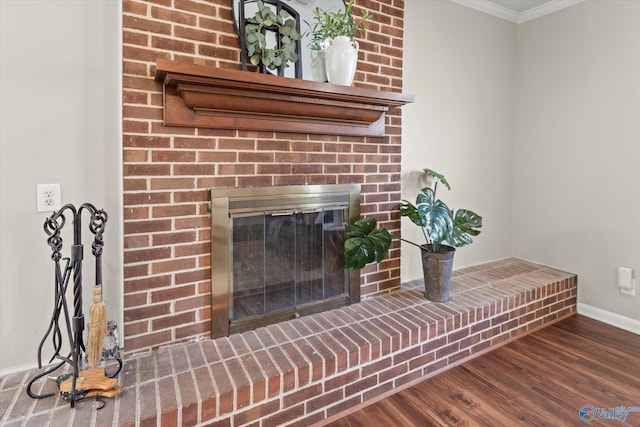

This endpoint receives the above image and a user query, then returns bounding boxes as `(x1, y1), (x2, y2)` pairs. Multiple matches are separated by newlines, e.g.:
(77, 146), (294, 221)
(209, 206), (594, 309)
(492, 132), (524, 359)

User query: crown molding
(451, 0), (585, 24)
(452, 0), (519, 22)
(519, 0), (584, 23)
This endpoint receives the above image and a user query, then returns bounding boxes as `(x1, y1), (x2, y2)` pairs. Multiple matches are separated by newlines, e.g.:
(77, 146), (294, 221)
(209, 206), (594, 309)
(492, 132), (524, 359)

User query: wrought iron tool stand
(27, 203), (122, 408)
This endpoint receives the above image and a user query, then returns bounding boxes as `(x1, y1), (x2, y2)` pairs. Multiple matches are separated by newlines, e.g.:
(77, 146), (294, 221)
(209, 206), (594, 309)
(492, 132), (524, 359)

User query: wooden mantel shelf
(154, 59), (414, 137)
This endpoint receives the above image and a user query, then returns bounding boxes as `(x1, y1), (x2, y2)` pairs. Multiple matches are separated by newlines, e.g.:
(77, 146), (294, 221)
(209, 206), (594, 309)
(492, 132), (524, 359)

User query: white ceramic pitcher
(324, 36), (359, 86)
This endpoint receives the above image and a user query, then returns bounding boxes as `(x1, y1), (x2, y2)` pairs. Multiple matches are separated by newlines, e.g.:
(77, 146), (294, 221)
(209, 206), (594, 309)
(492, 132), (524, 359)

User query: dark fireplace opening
(210, 184), (361, 338)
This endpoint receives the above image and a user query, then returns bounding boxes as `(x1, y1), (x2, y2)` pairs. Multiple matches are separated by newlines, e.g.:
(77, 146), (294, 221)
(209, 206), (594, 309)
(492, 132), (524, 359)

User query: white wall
(404, 0), (639, 324)
(402, 0), (517, 280)
(512, 0), (640, 321)
(0, 0), (122, 375)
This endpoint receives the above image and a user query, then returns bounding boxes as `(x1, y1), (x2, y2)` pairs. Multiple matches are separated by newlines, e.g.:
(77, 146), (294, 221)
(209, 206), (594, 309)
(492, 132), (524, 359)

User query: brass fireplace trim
(210, 184), (361, 338)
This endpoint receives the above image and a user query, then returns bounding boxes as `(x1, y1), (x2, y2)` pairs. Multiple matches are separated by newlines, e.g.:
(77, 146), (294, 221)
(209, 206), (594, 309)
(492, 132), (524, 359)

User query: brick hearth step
(0, 258), (577, 426)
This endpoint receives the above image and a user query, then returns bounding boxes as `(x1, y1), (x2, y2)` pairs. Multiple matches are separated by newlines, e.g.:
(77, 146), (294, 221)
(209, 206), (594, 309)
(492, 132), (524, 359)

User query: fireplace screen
(211, 185), (360, 337)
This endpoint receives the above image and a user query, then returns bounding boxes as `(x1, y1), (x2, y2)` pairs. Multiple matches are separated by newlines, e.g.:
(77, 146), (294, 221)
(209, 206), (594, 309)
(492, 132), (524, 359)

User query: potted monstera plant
(343, 168), (482, 303)
(399, 168), (482, 302)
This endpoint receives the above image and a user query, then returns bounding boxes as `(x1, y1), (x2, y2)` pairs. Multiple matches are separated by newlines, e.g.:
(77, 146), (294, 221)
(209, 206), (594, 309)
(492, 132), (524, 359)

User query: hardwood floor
(327, 315), (640, 426)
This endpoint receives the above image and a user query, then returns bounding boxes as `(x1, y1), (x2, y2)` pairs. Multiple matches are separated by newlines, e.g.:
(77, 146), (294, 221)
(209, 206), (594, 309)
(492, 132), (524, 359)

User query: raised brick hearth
(1, 259), (577, 426)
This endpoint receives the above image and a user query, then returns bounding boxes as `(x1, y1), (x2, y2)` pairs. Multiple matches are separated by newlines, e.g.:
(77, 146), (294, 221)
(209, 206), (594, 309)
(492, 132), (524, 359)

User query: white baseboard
(577, 303), (640, 335)
(0, 362), (39, 378)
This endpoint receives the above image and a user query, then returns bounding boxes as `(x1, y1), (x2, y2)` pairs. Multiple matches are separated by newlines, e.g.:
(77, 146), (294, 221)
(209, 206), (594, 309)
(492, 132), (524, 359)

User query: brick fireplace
(122, 0), (407, 355)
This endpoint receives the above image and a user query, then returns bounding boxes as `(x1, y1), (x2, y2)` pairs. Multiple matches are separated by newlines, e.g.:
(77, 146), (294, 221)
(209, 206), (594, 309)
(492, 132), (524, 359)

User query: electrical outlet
(618, 266), (636, 296)
(37, 183), (61, 212)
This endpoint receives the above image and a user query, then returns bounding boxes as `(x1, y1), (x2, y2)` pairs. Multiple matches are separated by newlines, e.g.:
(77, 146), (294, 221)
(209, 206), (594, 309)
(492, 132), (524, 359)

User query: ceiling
(452, 0), (585, 23)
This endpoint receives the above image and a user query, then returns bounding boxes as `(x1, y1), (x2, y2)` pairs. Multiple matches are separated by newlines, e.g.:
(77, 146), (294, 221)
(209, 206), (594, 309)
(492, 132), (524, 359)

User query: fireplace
(210, 184), (361, 338)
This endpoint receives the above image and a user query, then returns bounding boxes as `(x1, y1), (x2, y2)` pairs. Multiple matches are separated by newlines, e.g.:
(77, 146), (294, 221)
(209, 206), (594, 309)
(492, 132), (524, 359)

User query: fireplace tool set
(26, 203), (122, 408)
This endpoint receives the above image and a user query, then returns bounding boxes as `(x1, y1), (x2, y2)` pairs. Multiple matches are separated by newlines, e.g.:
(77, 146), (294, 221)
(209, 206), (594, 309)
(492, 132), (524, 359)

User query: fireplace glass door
(231, 208), (347, 321)
(210, 183), (360, 337)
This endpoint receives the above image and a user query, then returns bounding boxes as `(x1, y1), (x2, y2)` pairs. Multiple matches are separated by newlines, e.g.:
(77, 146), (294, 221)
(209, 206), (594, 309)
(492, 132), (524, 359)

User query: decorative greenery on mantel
(245, 0), (302, 70)
(304, 0), (372, 50)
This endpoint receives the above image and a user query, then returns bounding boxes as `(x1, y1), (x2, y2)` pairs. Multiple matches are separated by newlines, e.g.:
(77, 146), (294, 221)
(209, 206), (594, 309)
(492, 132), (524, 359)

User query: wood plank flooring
(327, 315), (640, 426)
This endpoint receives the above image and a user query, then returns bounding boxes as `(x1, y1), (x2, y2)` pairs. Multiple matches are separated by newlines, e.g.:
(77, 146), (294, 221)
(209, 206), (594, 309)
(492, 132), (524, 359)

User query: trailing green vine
(245, 0), (301, 70)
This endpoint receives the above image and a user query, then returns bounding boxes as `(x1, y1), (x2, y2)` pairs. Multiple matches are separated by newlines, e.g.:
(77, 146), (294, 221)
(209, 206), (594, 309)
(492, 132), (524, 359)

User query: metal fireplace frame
(210, 184), (361, 338)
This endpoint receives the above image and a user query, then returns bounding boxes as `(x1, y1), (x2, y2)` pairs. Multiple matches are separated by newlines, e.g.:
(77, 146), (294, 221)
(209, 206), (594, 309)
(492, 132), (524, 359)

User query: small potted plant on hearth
(304, 0), (371, 85)
(343, 168), (483, 303)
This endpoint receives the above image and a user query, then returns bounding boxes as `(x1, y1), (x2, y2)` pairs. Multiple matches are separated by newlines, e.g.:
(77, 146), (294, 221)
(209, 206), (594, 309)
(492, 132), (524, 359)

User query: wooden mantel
(154, 59), (414, 137)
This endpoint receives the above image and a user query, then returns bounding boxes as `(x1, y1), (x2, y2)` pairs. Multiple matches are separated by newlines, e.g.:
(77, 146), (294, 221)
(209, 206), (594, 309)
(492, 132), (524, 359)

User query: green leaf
(448, 209), (482, 247)
(415, 187), (453, 244)
(344, 218), (392, 270)
(346, 217), (375, 238)
(423, 168), (451, 190)
(399, 200), (425, 227)
(250, 54), (261, 66)
(279, 9), (290, 19)
(246, 32), (258, 43)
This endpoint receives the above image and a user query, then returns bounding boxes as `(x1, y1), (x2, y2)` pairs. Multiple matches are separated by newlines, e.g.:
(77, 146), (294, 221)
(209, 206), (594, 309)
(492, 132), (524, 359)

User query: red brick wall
(122, 0), (406, 355)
